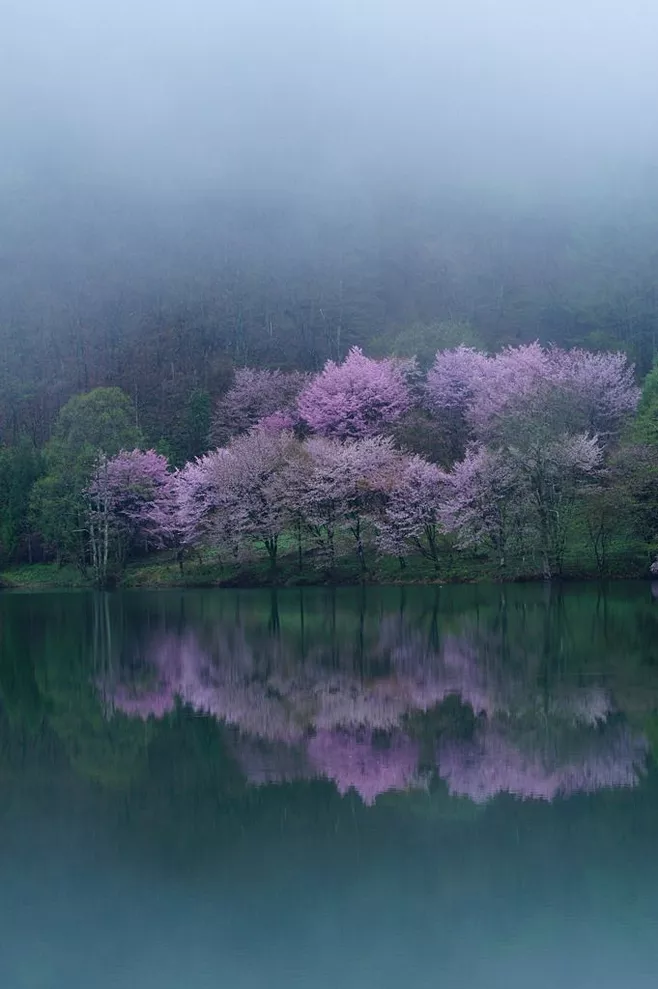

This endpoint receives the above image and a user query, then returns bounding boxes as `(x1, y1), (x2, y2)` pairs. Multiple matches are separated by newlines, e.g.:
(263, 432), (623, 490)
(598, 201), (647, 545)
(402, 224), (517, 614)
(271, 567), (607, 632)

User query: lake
(2, 583), (658, 987)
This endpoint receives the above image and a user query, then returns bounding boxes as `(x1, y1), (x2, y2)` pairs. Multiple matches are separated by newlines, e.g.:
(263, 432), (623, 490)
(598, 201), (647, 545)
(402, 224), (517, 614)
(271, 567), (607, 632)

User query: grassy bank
(1, 551), (442, 591)
(0, 531), (651, 591)
(0, 562), (89, 590)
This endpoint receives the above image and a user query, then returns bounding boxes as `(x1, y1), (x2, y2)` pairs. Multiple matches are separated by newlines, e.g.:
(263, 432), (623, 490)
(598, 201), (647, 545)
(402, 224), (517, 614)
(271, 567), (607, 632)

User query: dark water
(3, 583), (658, 987)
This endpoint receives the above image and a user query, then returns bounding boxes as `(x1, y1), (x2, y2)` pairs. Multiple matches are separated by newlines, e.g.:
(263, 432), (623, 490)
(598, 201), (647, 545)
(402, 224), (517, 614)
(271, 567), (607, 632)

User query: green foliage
(30, 388), (144, 566)
(0, 435), (42, 563)
(609, 445), (658, 549)
(392, 406), (469, 465)
(0, 562), (86, 588)
(634, 359), (658, 445)
(51, 387), (143, 454)
(154, 436), (176, 463)
(171, 387), (212, 464)
(371, 319), (485, 368)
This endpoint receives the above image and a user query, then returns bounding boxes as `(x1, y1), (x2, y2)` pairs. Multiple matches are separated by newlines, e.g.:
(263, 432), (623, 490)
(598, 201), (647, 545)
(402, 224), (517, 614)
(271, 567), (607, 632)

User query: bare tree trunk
(295, 519), (303, 574)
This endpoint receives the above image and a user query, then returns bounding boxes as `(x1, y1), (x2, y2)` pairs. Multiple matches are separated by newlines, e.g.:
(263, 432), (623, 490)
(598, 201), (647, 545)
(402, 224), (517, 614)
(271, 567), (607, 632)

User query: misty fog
(3, 0), (658, 440)
(5, 0), (658, 199)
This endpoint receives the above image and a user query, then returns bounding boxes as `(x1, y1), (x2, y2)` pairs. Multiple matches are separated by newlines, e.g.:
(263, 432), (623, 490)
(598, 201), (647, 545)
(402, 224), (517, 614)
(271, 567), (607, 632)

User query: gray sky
(4, 0), (658, 207)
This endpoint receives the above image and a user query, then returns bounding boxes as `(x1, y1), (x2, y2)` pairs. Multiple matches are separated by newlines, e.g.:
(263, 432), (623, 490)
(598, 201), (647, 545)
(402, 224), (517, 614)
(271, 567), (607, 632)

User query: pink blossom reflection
(104, 622), (649, 806)
(308, 729), (423, 805)
(437, 723), (647, 803)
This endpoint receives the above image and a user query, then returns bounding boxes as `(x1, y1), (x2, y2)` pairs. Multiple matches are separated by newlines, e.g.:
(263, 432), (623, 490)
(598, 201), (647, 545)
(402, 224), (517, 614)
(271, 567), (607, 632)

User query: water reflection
(4, 586), (658, 989)
(99, 587), (649, 805)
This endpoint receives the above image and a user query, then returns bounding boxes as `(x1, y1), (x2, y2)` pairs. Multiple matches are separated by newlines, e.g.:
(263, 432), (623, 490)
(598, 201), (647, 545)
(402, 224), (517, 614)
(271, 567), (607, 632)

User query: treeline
(4, 194), (658, 451)
(3, 342), (658, 584)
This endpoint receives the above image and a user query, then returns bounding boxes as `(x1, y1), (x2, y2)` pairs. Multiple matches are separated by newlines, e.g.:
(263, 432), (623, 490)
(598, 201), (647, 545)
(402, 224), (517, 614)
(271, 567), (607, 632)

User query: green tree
(634, 359), (658, 446)
(49, 387), (143, 454)
(612, 444), (658, 555)
(30, 388), (143, 568)
(0, 435), (43, 564)
(372, 319), (484, 369)
(171, 387), (211, 464)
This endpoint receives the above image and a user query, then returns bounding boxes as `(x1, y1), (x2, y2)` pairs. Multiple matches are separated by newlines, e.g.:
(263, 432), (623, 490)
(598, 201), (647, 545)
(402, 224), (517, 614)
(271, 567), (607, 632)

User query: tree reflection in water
(101, 588), (649, 805)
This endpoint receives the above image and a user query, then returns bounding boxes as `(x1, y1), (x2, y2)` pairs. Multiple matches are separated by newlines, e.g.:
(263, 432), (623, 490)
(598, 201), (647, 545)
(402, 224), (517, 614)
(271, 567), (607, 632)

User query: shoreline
(0, 555), (649, 592)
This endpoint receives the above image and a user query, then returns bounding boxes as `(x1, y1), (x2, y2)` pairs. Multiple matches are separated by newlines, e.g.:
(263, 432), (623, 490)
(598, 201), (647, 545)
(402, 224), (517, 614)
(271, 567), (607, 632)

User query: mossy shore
(0, 539), (650, 591)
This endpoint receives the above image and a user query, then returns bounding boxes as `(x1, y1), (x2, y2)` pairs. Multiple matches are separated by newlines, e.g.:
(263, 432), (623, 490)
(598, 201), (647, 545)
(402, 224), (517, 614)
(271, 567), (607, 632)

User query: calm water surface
(2, 583), (658, 987)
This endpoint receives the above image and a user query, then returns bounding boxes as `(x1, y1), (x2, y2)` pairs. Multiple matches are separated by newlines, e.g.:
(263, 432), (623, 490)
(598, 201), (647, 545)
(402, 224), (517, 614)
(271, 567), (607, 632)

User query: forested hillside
(4, 179), (658, 582)
(3, 187), (658, 450)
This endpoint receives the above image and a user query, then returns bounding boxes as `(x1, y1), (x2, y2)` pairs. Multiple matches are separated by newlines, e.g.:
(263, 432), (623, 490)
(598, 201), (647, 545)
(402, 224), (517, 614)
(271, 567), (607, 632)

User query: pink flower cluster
(427, 342), (639, 440)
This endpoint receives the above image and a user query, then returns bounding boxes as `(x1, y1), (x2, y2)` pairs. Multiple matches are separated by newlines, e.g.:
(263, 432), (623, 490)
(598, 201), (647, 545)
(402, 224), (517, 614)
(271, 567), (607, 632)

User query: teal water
(2, 584), (658, 987)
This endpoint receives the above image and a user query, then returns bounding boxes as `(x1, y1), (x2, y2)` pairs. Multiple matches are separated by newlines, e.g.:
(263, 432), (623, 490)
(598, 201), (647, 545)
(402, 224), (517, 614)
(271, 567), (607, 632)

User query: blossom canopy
(297, 347), (412, 439)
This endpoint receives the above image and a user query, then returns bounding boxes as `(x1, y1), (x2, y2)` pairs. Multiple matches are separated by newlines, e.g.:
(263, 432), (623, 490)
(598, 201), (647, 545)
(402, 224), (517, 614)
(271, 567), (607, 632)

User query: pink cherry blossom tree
(255, 410), (297, 434)
(211, 367), (308, 445)
(335, 436), (402, 572)
(375, 454), (448, 570)
(203, 428), (303, 570)
(173, 450), (228, 550)
(425, 343), (630, 574)
(548, 347), (640, 439)
(441, 427), (602, 577)
(86, 449), (177, 584)
(472, 342), (552, 439)
(507, 430), (603, 577)
(440, 444), (526, 571)
(427, 343), (638, 444)
(297, 347), (413, 439)
(293, 436), (344, 569)
(426, 344), (489, 419)
(299, 435), (401, 572)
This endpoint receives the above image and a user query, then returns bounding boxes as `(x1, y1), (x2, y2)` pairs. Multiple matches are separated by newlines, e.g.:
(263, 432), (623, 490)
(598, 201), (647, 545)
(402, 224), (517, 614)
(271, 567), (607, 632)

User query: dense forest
(3, 189), (658, 451)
